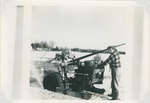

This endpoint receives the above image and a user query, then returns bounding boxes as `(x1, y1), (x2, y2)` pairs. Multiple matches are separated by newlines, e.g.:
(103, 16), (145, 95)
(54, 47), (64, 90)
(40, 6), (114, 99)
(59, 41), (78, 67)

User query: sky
(31, 6), (133, 50)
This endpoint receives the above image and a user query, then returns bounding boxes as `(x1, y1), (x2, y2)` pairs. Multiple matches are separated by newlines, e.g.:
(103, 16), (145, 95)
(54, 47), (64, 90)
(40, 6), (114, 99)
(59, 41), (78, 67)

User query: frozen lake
(30, 50), (124, 100)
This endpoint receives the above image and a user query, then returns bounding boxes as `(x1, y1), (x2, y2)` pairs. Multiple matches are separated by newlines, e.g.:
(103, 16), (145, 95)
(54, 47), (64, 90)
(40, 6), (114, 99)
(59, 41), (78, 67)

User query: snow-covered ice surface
(30, 51), (124, 100)
(29, 87), (111, 100)
(29, 87), (80, 100)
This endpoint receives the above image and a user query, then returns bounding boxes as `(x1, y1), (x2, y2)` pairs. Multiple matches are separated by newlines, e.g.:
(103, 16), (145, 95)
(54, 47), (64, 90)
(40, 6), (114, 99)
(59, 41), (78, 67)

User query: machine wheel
(43, 72), (59, 91)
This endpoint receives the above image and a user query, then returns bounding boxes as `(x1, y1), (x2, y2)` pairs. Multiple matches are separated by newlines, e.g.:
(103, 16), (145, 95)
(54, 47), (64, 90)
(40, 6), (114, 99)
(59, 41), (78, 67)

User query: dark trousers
(111, 67), (119, 99)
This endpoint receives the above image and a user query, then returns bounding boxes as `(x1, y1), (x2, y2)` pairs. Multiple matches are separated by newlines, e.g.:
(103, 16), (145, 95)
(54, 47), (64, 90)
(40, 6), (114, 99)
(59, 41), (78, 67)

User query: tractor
(42, 44), (126, 99)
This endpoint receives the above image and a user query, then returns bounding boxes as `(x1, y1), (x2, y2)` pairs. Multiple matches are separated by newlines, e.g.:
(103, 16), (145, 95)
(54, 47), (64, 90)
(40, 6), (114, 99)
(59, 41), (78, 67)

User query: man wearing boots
(102, 46), (121, 100)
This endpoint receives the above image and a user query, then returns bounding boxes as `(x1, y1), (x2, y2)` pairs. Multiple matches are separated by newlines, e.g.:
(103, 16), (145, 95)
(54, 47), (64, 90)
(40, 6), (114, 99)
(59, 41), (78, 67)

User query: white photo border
(0, 0), (150, 103)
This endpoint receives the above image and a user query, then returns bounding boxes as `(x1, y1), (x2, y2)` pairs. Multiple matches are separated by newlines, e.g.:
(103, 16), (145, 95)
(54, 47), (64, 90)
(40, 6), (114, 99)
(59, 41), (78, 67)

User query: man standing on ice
(102, 46), (121, 100)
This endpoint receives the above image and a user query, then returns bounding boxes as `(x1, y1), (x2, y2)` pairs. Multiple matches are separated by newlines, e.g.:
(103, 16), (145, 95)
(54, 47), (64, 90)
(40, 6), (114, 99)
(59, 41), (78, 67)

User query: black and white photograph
(29, 6), (128, 100)
(1, 0), (150, 103)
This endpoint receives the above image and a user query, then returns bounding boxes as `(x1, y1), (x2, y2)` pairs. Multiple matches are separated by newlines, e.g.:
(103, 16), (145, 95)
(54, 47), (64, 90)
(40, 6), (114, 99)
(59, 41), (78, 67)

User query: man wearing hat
(102, 46), (121, 100)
